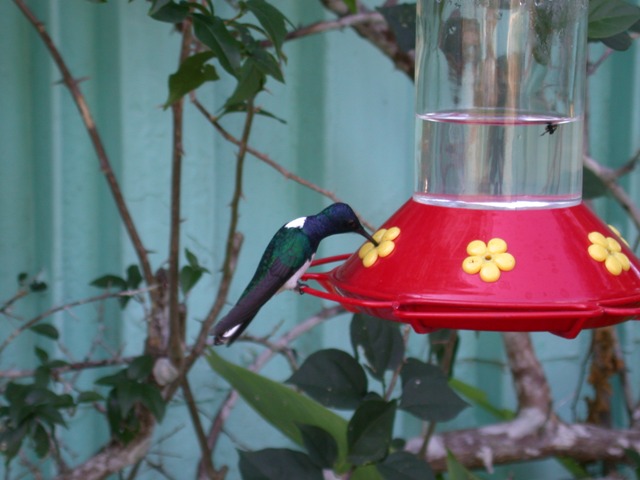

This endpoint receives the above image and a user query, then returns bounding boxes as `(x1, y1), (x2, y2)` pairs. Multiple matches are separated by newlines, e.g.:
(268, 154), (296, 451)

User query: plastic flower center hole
(485, 255), (492, 261)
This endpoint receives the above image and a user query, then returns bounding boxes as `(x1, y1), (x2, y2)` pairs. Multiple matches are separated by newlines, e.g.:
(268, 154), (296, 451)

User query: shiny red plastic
(301, 199), (640, 338)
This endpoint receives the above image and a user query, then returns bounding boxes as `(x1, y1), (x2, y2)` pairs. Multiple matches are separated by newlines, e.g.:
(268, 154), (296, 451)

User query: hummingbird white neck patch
(285, 216), (306, 229)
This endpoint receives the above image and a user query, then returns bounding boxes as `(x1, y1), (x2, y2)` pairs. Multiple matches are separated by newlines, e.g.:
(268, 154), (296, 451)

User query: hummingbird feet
(294, 281), (308, 295)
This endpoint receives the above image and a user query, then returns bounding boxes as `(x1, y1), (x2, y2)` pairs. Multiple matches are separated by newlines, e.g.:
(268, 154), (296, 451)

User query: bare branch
(190, 97), (375, 232)
(320, 0), (415, 79)
(168, 18), (193, 369)
(584, 154), (640, 232)
(407, 417), (640, 472)
(12, 0), (157, 299)
(0, 287), (156, 355)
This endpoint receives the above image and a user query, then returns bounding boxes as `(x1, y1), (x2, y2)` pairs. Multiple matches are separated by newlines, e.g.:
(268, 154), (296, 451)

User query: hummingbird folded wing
(211, 257), (304, 345)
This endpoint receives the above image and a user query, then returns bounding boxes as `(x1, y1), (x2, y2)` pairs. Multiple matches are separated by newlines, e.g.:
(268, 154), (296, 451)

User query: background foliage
(1, 0), (640, 479)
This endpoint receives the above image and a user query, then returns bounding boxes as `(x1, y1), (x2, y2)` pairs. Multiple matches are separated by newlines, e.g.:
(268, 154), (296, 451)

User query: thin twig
(0, 287), (156, 355)
(0, 356), (135, 380)
(384, 325), (411, 401)
(12, 0), (157, 300)
(180, 377), (219, 479)
(284, 11), (384, 42)
(170, 100), (257, 395)
(190, 97), (375, 232)
(0, 288), (29, 315)
(168, 18), (193, 368)
(584, 154), (640, 232)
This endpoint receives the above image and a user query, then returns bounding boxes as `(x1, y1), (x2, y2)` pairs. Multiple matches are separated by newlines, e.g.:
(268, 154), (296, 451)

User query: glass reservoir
(414, 0), (588, 209)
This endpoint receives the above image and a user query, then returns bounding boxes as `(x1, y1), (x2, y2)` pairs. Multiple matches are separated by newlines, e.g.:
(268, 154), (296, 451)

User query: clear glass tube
(414, 0), (588, 209)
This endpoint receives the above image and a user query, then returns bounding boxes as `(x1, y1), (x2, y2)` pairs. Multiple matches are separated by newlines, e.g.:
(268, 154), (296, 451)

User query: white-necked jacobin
(211, 203), (376, 345)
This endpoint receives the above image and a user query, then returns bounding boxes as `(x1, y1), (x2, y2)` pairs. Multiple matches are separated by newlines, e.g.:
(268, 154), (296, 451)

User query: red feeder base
(302, 199), (640, 338)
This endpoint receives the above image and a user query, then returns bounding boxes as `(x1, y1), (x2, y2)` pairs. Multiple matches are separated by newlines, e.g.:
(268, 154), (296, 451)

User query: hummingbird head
(310, 203), (377, 245)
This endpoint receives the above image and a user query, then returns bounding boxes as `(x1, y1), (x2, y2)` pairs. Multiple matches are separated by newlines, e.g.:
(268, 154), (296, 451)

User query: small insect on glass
(541, 123), (559, 136)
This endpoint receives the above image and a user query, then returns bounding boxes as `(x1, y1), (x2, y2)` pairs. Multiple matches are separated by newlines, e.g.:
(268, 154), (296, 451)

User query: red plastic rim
(301, 200), (640, 339)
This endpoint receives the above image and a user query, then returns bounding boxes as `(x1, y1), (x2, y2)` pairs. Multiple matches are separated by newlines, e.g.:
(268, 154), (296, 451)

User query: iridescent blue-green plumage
(211, 203), (374, 345)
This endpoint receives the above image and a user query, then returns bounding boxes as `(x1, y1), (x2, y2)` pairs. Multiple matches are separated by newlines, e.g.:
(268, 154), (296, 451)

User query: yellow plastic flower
(588, 231), (630, 276)
(608, 225), (630, 247)
(462, 238), (515, 283)
(358, 227), (400, 268)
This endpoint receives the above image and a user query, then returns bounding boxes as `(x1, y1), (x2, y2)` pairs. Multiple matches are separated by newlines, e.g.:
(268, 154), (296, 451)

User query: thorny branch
(189, 97), (375, 232)
(11, 0), (157, 302)
(0, 287), (156, 355)
(8, 0), (640, 478)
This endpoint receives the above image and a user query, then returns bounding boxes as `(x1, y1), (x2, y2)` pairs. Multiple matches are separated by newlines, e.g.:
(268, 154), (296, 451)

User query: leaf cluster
(95, 355), (166, 444)
(209, 314), (469, 479)
(149, 0), (291, 111)
(0, 348), (82, 463)
(91, 264), (143, 308)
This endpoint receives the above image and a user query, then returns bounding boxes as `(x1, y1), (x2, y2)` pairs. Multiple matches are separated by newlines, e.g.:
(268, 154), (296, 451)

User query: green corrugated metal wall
(0, 1), (639, 478)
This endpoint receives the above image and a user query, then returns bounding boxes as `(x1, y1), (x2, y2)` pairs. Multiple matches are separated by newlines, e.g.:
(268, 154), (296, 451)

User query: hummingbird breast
(280, 254), (314, 292)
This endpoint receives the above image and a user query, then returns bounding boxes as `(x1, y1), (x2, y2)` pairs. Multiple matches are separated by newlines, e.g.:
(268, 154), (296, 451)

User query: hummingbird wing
(211, 228), (313, 345)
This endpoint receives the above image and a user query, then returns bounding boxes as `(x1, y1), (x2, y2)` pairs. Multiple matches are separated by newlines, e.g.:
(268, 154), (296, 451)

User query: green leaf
(95, 371), (126, 386)
(138, 383), (166, 421)
(600, 31), (633, 50)
(554, 457), (591, 479)
(377, 451), (435, 480)
(206, 349), (350, 469)
(224, 59), (265, 107)
(297, 424), (339, 469)
(625, 448), (640, 480)
(588, 0), (640, 39)
(350, 314), (404, 381)
(377, 4), (416, 53)
(126, 355), (153, 381)
(0, 423), (28, 461)
(428, 329), (459, 375)
(244, 0), (290, 60)
(148, 0), (189, 23)
(399, 359), (468, 422)
(185, 248), (204, 269)
(446, 450), (483, 480)
(448, 378), (514, 421)
(246, 45), (284, 82)
(343, 0), (357, 13)
(583, 166), (608, 199)
(164, 51), (219, 108)
(221, 103), (287, 123)
(34, 347), (49, 365)
(29, 323), (59, 340)
(287, 349), (368, 409)
(238, 449), (323, 480)
(115, 381), (137, 417)
(90, 274), (127, 290)
(76, 391), (104, 403)
(126, 264), (143, 289)
(193, 13), (243, 77)
(32, 422), (50, 458)
(180, 265), (203, 295)
(347, 399), (396, 466)
(29, 280), (48, 292)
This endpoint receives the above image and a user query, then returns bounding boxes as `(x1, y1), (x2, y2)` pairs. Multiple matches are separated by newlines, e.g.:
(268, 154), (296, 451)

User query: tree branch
(0, 287), (155, 355)
(320, 0), (415, 79)
(12, 0), (157, 300)
(168, 18), (193, 368)
(190, 97), (375, 232)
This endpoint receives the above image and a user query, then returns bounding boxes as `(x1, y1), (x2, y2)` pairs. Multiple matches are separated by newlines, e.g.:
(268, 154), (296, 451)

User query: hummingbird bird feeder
(301, 0), (640, 338)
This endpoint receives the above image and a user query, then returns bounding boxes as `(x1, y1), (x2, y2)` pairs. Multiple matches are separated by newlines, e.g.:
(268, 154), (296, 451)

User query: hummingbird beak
(360, 228), (378, 247)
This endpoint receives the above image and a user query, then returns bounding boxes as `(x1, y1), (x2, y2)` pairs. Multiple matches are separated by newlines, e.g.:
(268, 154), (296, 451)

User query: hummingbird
(211, 203), (376, 345)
